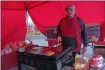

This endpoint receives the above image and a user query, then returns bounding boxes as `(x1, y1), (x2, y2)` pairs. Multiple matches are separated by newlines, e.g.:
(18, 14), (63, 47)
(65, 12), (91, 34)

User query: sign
(46, 27), (57, 39)
(86, 24), (100, 37)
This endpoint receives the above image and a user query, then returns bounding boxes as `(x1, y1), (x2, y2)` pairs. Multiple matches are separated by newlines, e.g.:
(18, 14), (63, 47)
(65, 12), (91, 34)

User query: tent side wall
(1, 10), (27, 70)
(1, 10), (27, 47)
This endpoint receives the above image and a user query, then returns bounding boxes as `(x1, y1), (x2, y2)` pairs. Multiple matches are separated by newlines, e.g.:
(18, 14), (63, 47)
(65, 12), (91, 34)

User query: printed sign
(46, 27), (57, 39)
(86, 24), (100, 37)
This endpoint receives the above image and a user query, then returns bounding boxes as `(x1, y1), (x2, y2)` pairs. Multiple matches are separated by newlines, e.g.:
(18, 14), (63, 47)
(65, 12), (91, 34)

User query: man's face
(66, 7), (76, 17)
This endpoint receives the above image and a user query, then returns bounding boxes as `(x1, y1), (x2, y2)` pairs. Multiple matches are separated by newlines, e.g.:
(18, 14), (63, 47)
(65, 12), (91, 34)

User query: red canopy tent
(1, 1), (105, 70)
(2, 1), (105, 47)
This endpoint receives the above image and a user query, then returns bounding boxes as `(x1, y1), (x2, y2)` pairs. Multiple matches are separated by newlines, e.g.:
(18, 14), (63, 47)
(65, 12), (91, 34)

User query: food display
(92, 55), (104, 61)
(18, 47), (25, 52)
(43, 50), (55, 56)
(3, 45), (12, 54)
(31, 47), (38, 51)
(90, 55), (105, 69)
(73, 55), (105, 70)
(91, 61), (103, 69)
(2, 41), (32, 55)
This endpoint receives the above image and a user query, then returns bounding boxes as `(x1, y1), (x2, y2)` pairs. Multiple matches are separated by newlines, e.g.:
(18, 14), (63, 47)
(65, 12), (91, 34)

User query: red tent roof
(1, 2), (48, 10)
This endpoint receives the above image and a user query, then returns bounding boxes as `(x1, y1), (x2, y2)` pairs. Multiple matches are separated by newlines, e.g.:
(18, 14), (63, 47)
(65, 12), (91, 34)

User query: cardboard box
(74, 63), (89, 70)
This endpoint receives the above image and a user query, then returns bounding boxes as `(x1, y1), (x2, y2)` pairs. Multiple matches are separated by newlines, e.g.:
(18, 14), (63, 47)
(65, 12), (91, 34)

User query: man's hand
(81, 47), (87, 54)
(57, 36), (62, 43)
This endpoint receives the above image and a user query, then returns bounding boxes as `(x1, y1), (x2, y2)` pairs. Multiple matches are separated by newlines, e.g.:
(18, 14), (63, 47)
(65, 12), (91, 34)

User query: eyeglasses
(65, 8), (75, 12)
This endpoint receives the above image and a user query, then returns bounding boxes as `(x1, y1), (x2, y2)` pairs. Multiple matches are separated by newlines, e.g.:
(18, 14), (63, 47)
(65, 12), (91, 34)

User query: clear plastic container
(75, 53), (81, 63)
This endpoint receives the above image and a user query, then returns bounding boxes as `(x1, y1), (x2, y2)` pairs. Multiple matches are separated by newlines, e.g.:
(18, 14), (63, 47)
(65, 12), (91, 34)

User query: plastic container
(75, 53), (81, 63)
(18, 47), (25, 52)
(4, 47), (12, 54)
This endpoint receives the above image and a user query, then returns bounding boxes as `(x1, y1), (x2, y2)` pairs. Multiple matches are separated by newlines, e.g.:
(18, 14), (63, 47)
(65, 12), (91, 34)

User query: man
(57, 4), (88, 64)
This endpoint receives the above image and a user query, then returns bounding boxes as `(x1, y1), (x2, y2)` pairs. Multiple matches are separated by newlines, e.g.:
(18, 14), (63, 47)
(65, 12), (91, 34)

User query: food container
(92, 55), (104, 61)
(91, 55), (104, 69)
(18, 47), (25, 52)
(91, 61), (104, 68)
(31, 47), (38, 51)
(74, 63), (88, 70)
(43, 50), (55, 56)
(4, 48), (12, 54)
